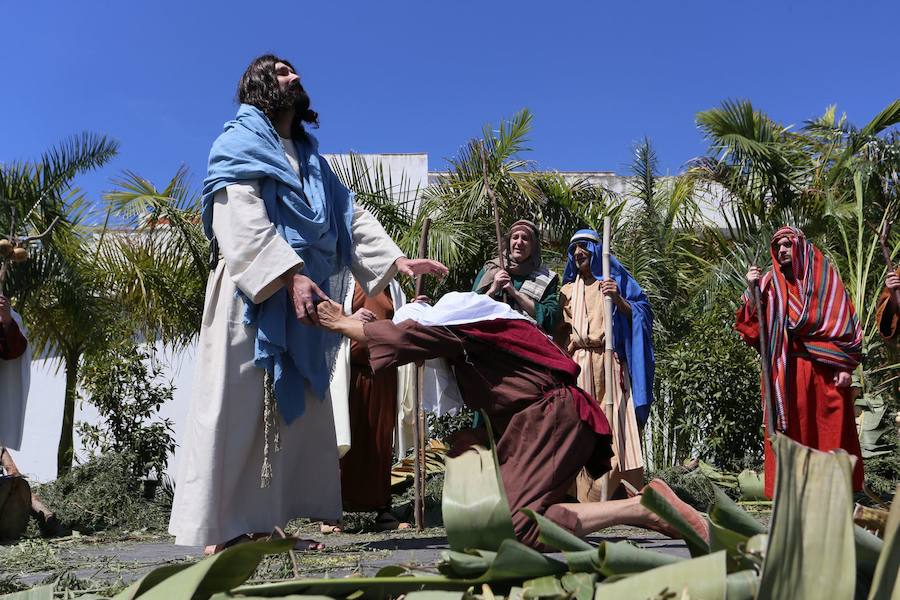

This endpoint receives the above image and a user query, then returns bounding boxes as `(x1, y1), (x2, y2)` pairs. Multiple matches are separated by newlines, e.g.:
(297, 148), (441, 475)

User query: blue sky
(2, 0), (898, 205)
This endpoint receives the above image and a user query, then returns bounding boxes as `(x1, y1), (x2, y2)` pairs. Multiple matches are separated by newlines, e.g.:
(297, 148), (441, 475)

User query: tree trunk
(57, 352), (80, 477)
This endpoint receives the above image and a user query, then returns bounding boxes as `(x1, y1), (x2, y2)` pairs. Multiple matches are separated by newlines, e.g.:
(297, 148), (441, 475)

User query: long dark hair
(237, 54), (319, 128)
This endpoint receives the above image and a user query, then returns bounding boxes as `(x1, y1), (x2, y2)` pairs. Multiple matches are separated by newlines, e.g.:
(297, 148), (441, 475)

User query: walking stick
(412, 217), (432, 532)
(480, 143), (507, 301)
(600, 217), (620, 500)
(750, 272), (777, 441)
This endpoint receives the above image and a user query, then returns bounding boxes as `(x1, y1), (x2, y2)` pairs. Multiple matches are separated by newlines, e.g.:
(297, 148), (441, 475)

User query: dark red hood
(453, 318), (579, 381)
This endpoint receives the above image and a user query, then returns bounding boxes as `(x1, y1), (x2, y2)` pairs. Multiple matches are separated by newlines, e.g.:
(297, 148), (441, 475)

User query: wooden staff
(480, 143), (507, 302)
(412, 217), (432, 531)
(751, 281), (777, 441)
(600, 217), (619, 500)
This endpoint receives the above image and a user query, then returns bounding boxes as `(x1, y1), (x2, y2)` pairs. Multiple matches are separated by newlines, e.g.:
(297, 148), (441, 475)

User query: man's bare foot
(642, 479), (710, 543)
(375, 512), (411, 531)
(293, 538), (326, 550)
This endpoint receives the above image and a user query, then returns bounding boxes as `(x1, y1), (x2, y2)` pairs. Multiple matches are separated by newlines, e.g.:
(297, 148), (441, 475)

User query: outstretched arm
(316, 299), (464, 370)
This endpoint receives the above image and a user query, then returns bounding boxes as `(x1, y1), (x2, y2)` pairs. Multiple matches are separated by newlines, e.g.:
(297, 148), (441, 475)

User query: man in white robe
(168, 55), (446, 552)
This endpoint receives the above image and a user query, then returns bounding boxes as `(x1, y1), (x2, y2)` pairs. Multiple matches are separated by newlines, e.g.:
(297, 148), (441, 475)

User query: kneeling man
(316, 292), (707, 550)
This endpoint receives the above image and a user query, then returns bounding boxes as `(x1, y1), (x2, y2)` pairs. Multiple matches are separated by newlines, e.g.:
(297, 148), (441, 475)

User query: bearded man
(736, 226), (864, 498)
(168, 54), (446, 553)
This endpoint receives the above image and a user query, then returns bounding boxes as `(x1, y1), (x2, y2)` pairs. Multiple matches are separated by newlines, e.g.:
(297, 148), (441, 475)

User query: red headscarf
(747, 226), (862, 431)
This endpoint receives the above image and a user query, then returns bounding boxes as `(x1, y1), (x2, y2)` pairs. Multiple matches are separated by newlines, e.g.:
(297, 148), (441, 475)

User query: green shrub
(77, 345), (176, 480)
(650, 305), (763, 471)
(34, 452), (172, 534)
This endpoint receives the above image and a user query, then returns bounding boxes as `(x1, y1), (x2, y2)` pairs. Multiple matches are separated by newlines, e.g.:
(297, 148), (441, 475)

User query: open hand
(394, 257), (448, 278)
(286, 274), (329, 325)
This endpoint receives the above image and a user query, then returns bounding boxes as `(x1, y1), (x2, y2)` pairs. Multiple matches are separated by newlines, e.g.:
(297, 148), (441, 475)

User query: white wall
(13, 341), (197, 484)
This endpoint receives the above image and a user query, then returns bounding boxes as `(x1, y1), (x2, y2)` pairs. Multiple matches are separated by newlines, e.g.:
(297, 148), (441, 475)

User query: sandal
(320, 520), (344, 535)
(375, 512), (411, 531)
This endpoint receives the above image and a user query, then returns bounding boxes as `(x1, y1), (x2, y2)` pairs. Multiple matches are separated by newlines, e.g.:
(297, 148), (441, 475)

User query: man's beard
(274, 81), (312, 115)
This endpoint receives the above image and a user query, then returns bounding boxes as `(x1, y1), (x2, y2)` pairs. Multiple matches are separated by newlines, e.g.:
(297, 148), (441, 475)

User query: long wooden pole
(480, 145), (505, 273)
(751, 282), (777, 441)
(600, 218), (617, 500)
(412, 217), (432, 532)
(480, 143), (508, 306)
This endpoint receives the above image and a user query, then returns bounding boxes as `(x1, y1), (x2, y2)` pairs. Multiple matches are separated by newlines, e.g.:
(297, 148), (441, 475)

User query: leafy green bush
(864, 446), (900, 500)
(34, 451), (172, 534)
(77, 345), (176, 479)
(427, 408), (475, 442)
(650, 305), (763, 471)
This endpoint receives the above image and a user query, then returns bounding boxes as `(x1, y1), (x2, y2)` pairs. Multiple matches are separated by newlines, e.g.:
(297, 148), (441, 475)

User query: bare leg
(545, 496), (680, 539)
(545, 479), (709, 542)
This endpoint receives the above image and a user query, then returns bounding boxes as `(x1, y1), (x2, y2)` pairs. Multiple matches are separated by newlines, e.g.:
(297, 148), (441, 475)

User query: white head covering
(393, 291), (529, 327)
(0, 310), (31, 451)
(391, 292), (528, 426)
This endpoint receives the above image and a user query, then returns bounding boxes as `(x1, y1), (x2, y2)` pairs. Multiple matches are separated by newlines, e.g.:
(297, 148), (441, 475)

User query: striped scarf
(743, 226), (862, 431)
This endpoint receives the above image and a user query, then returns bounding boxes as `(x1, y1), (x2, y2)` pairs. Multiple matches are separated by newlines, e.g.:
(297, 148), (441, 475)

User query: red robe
(364, 317), (612, 550)
(339, 285), (398, 511)
(736, 302), (864, 497)
(0, 319), (27, 360)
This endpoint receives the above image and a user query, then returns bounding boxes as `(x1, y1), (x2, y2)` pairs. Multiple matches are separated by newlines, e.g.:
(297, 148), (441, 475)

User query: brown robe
(365, 319), (612, 550)
(339, 285), (398, 511)
(875, 267), (900, 342)
(0, 320), (27, 360)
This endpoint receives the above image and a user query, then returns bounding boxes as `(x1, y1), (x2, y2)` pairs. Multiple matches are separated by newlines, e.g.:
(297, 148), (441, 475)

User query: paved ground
(4, 525), (693, 590)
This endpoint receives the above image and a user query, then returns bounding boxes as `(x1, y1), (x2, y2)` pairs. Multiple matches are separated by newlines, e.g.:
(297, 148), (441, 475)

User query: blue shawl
(563, 229), (655, 425)
(201, 104), (354, 423)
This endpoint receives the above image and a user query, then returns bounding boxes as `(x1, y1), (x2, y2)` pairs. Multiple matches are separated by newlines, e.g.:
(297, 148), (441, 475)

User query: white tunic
(168, 138), (403, 546)
(329, 278), (415, 459)
(0, 311), (30, 452)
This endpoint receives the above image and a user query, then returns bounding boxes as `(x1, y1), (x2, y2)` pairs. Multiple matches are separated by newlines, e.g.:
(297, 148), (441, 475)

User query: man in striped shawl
(736, 226), (864, 498)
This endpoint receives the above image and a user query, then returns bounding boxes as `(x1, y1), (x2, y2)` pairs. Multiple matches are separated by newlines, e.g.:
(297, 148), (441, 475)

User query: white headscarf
(391, 292), (528, 432)
(393, 291), (529, 327)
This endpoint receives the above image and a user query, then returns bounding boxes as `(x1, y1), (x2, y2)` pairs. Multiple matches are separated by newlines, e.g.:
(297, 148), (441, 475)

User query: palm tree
(417, 109), (618, 292)
(692, 99), (900, 462)
(1, 133), (119, 476)
(99, 167), (208, 349)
